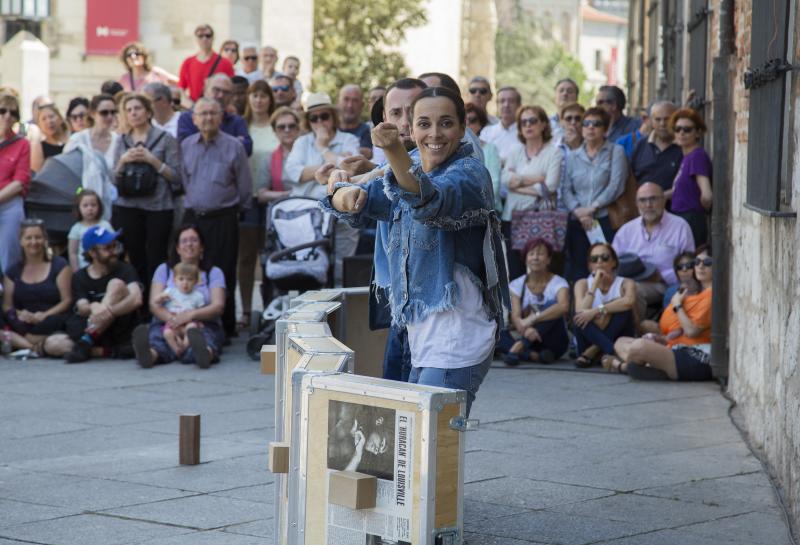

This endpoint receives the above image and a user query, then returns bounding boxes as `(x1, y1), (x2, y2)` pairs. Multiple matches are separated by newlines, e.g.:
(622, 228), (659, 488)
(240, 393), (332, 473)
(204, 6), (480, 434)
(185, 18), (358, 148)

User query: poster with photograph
(326, 400), (413, 545)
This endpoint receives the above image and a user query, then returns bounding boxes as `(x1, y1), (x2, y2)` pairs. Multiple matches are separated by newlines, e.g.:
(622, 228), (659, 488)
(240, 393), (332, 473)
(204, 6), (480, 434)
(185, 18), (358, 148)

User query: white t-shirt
(152, 112), (180, 138)
(481, 121), (523, 163)
(586, 274), (625, 308)
(407, 269), (497, 369)
(163, 286), (206, 314)
(509, 274), (569, 313)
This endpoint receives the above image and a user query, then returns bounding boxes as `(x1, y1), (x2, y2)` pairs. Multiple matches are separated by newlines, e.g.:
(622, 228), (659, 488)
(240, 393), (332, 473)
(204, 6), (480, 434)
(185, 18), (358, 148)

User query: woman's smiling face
(411, 96), (465, 171)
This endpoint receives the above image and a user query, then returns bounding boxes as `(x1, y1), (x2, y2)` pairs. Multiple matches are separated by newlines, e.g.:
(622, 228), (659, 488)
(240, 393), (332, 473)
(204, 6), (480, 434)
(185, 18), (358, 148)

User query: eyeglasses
(308, 111), (332, 124)
(243, 55), (258, 61)
(271, 85), (291, 93)
(589, 254), (613, 263)
(98, 109), (118, 117)
(196, 33), (213, 39)
(674, 125), (696, 134)
(694, 257), (713, 267)
(520, 117), (540, 127)
(563, 115), (582, 124)
(179, 237), (200, 245)
(0, 107), (19, 118)
(126, 51), (142, 58)
(675, 262), (695, 272)
(69, 112), (87, 121)
(469, 87), (489, 95)
(636, 196), (662, 204)
(582, 120), (605, 128)
(275, 123), (298, 132)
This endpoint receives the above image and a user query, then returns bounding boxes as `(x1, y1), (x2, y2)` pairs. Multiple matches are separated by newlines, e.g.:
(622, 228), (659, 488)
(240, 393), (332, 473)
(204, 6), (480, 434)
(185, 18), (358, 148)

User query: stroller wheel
(246, 322), (276, 361)
(249, 309), (262, 337)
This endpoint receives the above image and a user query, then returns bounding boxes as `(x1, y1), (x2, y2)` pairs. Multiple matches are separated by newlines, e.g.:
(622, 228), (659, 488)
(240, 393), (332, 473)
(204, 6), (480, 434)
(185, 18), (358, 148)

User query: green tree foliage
(312, 0), (427, 100)
(495, 3), (591, 114)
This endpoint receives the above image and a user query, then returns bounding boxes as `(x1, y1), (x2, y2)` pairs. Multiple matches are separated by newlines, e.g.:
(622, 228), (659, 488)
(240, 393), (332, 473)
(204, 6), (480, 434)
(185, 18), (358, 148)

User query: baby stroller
(24, 149), (83, 248)
(246, 196), (336, 359)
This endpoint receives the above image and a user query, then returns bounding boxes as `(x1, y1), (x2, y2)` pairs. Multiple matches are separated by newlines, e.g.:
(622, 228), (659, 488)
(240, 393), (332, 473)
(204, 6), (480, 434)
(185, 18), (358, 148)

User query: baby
(160, 263), (206, 357)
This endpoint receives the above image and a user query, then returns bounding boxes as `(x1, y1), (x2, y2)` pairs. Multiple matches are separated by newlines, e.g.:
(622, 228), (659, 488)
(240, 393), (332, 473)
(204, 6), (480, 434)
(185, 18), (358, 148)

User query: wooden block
(179, 414), (200, 465)
(260, 345), (277, 374)
(269, 442), (290, 473)
(328, 470), (377, 510)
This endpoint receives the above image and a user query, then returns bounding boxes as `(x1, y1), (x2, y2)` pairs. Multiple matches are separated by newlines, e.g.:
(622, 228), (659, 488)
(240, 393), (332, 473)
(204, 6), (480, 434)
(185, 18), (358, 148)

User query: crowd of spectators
(0, 22), (714, 392)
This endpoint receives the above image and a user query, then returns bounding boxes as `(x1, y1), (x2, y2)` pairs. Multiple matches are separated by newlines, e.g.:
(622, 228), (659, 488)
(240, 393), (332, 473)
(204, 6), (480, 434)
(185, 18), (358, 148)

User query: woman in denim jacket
(324, 87), (508, 415)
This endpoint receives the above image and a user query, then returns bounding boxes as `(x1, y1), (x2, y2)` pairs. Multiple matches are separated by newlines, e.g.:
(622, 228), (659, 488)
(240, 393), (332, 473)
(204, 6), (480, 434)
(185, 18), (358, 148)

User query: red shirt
(0, 133), (31, 197)
(178, 53), (235, 101)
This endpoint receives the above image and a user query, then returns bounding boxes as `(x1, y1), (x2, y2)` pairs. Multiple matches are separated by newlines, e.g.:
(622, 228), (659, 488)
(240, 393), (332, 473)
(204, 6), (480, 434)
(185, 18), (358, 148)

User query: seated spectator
(0, 92), (31, 275)
(501, 104), (562, 280)
(118, 42), (178, 92)
(67, 189), (113, 271)
(465, 102), (502, 214)
(573, 243), (636, 367)
(596, 85), (640, 143)
(609, 245), (713, 380)
(65, 97), (90, 134)
(132, 225), (225, 369)
(236, 44), (263, 83)
(561, 107), (627, 282)
(45, 226), (143, 363)
(630, 101), (682, 190)
(337, 85), (373, 159)
(639, 251), (699, 335)
(143, 82), (180, 137)
(480, 86), (523, 163)
(497, 238), (569, 365)
(178, 24), (235, 103)
(667, 108), (712, 246)
(550, 78), (579, 141)
(270, 74), (297, 109)
(158, 262), (206, 360)
(612, 182), (694, 321)
(29, 103), (69, 172)
(2, 220), (71, 355)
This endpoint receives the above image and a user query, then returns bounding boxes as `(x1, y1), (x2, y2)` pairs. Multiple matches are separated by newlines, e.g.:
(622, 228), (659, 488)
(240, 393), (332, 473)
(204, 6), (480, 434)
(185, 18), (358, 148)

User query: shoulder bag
(510, 183), (568, 252)
(118, 131), (166, 198)
(607, 138), (639, 230)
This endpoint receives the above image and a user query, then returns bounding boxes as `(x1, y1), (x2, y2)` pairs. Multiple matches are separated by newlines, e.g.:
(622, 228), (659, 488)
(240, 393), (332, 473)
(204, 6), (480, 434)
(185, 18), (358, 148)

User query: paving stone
(680, 511), (795, 545)
(221, 517), (274, 538)
(484, 416), (616, 440)
(464, 532), (546, 544)
(464, 498), (531, 522)
(0, 416), (92, 440)
(0, 498), (78, 528)
(211, 483), (274, 504)
(139, 530), (268, 544)
(465, 476), (615, 510)
(591, 527), (760, 545)
(123, 408), (272, 437)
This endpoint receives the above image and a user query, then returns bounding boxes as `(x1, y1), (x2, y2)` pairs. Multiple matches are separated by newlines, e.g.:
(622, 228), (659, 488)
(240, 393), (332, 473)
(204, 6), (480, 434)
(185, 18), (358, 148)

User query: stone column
(261, 0), (314, 91)
(0, 31), (50, 120)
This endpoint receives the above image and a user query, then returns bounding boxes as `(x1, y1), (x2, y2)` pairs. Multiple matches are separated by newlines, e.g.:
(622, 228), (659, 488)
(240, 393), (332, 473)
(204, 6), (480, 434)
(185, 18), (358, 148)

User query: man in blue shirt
(597, 85), (641, 143)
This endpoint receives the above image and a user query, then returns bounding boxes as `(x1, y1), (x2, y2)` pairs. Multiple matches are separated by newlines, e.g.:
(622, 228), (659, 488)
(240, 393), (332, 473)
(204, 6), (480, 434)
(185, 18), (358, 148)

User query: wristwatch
(673, 304), (682, 313)
(598, 304), (607, 316)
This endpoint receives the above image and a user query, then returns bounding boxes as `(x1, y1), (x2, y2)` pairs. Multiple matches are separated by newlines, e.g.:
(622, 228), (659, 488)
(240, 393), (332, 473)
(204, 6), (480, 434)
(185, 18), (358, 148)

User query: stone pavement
(0, 341), (794, 545)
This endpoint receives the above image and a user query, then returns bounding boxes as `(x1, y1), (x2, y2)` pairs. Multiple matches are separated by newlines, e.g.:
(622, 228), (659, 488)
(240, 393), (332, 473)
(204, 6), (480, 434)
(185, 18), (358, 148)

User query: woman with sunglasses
(637, 251), (699, 336)
(501, 104), (562, 279)
(0, 93), (31, 275)
(667, 108), (712, 246)
(219, 39), (240, 67)
(63, 94), (120, 221)
(65, 97), (90, 134)
(572, 242), (636, 367)
(561, 107), (628, 283)
(609, 245), (713, 380)
(29, 104), (69, 172)
(117, 42), (178, 92)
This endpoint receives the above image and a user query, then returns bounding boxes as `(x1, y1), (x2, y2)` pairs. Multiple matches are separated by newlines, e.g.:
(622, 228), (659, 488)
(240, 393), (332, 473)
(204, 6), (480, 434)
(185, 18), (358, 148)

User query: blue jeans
(0, 197), (24, 274)
(382, 325), (411, 382)
(574, 310), (634, 355)
(408, 352), (493, 417)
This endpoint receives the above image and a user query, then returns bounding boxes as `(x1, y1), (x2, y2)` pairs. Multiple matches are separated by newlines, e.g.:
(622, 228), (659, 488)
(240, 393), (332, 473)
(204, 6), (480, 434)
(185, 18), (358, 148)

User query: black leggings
(497, 317), (570, 359)
(112, 206), (174, 291)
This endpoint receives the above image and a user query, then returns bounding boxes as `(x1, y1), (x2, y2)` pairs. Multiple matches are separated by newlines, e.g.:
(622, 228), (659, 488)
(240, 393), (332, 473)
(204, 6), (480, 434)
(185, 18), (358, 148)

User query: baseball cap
(82, 225), (120, 250)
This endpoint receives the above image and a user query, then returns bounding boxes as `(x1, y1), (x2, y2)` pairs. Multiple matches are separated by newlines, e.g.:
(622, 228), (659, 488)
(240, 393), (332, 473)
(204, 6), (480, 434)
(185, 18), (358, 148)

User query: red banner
(85, 0), (138, 55)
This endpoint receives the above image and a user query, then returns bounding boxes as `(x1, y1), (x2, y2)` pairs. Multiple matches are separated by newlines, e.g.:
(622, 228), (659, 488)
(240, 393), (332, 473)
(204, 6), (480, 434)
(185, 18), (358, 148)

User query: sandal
(601, 355), (626, 374)
(575, 346), (600, 368)
(236, 314), (251, 330)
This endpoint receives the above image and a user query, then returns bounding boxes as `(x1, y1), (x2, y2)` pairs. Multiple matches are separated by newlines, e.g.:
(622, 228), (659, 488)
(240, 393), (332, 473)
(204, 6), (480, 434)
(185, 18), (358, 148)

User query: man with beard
(337, 84), (373, 158)
(54, 226), (143, 363)
(630, 101), (683, 191)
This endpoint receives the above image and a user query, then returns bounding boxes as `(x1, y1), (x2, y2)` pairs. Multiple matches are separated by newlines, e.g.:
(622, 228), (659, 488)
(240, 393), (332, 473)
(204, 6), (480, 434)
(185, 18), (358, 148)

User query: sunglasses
(223, 47), (238, 53)
(69, 112), (87, 120)
(271, 85), (291, 93)
(563, 115), (582, 123)
(583, 120), (605, 128)
(589, 254), (613, 263)
(126, 51), (143, 58)
(675, 262), (695, 272)
(276, 123), (299, 132)
(674, 125), (696, 134)
(243, 55), (258, 61)
(695, 257), (713, 267)
(21, 218), (45, 227)
(0, 107), (19, 118)
(308, 111), (331, 124)
(520, 117), (540, 127)
(98, 109), (118, 117)
(469, 88), (489, 95)
(196, 33), (213, 39)
(172, 98), (181, 106)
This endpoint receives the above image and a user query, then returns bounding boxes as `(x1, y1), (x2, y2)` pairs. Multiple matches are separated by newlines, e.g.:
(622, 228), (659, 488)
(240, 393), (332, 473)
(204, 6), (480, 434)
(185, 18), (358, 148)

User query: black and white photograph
(327, 400), (396, 481)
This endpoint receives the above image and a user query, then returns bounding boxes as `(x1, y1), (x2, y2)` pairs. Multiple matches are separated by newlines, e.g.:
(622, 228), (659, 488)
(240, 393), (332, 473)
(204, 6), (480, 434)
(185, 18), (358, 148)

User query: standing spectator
(101, 81), (124, 98)
(557, 102), (586, 209)
(219, 39), (239, 67)
(0, 93), (31, 274)
(501, 105), (562, 280)
(668, 108), (712, 246)
(236, 44), (263, 83)
(244, 81), (278, 184)
(549, 78), (579, 141)
(112, 93), (182, 298)
(118, 42), (178, 92)
(282, 56), (304, 99)
(177, 74), (253, 155)
(181, 98), (253, 338)
(337, 85), (373, 158)
(596, 85), (640, 143)
(465, 102), (502, 214)
(612, 183), (695, 320)
(270, 74), (297, 109)
(367, 86), (385, 121)
(66, 97), (90, 134)
(63, 94), (120, 220)
(630, 101), (682, 190)
(617, 107), (650, 158)
(257, 106), (299, 202)
(3, 220), (71, 355)
(67, 189), (112, 271)
(260, 46), (280, 81)
(561, 107), (627, 282)
(230, 75), (250, 116)
(170, 87), (184, 111)
(572, 242), (636, 367)
(468, 76), (497, 124)
(178, 24), (235, 103)
(45, 226), (143, 363)
(143, 82), (180, 137)
(481, 86), (522, 163)
(29, 103), (69, 172)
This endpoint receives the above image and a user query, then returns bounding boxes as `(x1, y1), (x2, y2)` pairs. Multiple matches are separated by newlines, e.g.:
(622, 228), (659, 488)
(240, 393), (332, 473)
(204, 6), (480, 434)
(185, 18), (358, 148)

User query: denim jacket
(321, 143), (509, 328)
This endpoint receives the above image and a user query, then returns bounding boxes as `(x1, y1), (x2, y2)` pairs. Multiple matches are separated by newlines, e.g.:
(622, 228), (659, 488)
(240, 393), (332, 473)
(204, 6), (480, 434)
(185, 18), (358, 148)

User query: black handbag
(118, 132), (166, 198)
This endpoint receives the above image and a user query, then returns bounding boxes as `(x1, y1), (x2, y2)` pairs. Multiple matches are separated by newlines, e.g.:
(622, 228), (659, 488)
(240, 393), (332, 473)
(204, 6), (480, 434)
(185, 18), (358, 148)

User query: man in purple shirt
(181, 97), (253, 338)
(612, 182), (695, 320)
(177, 74), (253, 156)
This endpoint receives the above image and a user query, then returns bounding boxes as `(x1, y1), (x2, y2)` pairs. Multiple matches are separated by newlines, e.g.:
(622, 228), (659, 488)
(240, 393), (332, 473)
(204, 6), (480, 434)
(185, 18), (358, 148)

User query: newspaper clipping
(326, 400), (413, 545)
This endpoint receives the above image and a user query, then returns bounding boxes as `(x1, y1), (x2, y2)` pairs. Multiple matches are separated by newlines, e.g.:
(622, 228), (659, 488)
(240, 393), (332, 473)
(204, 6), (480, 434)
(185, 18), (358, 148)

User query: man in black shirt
(630, 101), (683, 191)
(46, 226), (143, 363)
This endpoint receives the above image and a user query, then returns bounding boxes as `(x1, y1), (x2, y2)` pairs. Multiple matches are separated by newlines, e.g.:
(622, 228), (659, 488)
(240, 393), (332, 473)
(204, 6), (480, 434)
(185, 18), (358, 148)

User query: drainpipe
(710, 0), (735, 381)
